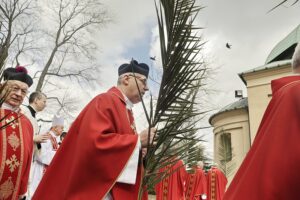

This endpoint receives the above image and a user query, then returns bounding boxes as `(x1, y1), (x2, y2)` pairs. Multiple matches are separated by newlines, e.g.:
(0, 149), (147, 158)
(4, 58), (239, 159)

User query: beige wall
(242, 64), (291, 143)
(211, 62), (292, 184)
(211, 109), (250, 183)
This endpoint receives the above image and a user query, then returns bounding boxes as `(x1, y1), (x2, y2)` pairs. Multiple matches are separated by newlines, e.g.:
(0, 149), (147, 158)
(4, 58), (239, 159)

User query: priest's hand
(140, 127), (156, 148)
(33, 134), (50, 143)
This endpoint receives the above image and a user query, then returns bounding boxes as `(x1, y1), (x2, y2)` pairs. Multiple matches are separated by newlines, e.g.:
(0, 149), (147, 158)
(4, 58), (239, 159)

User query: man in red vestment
(155, 159), (187, 200)
(185, 161), (207, 200)
(32, 59), (155, 200)
(0, 66), (34, 200)
(224, 43), (300, 200)
(207, 167), (227, 200)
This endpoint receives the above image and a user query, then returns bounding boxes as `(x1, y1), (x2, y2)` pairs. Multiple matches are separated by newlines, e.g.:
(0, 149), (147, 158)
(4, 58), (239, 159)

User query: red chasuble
(155, 159), (187, 200)
(207, 167), (227, 200)
(0, 109), (33, 200)
(32, 87), (146, 200)
(185, 166), (207, 200)
(224, 76), (300, 200)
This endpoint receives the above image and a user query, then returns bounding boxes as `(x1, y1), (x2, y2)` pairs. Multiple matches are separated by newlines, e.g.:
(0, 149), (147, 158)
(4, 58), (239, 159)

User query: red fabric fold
(207, 167), (227, 200)
(155, 159), (187, 200)
(32, 87), (145, 200)
(224, 76), (300, 200)
(185, 166), (207, 200)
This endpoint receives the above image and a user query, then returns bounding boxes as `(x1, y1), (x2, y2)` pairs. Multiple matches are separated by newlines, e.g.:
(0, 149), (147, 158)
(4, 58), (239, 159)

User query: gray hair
(116, 73), (135, 85)
(117, 76), (124, 85)
(292, 43), (300, 70)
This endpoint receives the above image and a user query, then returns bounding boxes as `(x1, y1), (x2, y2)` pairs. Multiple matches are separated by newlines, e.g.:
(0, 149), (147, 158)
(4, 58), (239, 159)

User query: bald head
(292, 43), (300, 73)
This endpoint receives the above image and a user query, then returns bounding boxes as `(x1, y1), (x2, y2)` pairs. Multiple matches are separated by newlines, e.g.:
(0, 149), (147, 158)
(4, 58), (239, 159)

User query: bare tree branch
(35, 0), (110, 91)
(0, 0), (36, 70)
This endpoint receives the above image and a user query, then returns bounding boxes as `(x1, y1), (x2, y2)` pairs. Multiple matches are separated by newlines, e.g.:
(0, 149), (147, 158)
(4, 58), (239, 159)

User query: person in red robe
(185, 161), (207, 200)
(32, 59), (155, 200)
(155, 159), (187, 200)
(223, 43), (300, 200)
(0, 66), (34, 200)
(207, 167), (227, 200)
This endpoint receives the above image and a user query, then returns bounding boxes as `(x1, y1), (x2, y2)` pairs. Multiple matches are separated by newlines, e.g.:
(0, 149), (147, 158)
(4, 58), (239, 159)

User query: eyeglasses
(10, 86), (28, 96)
(127, 74), (148, 86)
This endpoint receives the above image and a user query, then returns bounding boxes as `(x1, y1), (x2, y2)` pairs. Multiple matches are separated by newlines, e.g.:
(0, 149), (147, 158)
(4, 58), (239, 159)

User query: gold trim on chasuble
(210, 171), (216, 200)
(162, 164), (172, 200)
(0, 110), (24, 200)
(186, 173), (196, 199)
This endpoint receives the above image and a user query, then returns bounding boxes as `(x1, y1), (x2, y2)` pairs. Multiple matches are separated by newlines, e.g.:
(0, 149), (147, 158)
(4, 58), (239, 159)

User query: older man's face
(53, 125), (64, 136)
(4, 80), (29, 107)
(122, 73), (149, 104)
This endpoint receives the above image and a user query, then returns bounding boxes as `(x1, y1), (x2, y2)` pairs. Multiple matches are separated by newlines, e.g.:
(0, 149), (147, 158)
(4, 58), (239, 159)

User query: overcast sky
(85, 0), (300, 155)
(79, 0), (300, 155)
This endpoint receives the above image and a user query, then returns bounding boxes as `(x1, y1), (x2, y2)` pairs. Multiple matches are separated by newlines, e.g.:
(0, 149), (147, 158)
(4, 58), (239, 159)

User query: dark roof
(209, 97), (248, 125)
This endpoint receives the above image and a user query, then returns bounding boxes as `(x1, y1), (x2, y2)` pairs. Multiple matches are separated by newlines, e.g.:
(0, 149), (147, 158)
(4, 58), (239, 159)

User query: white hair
(292, 43), (300, 70)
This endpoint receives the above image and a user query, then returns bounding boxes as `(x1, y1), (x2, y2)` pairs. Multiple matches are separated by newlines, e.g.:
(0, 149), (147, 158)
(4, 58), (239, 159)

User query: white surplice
(27, 131), (60, 200)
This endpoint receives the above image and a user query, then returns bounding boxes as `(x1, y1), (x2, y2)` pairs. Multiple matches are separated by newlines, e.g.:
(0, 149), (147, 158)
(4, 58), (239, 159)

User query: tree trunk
(35, 46), (58, 91)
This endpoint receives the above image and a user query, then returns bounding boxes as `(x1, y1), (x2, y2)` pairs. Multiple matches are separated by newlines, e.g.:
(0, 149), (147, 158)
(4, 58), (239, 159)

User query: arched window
(219, 133), (232, 162)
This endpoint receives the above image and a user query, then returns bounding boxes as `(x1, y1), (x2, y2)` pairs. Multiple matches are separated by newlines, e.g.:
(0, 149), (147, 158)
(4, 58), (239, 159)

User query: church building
(209, 24), (300, 183)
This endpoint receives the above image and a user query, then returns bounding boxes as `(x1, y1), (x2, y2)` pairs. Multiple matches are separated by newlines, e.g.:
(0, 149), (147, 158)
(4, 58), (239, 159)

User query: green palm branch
(139, 0), (208, 195)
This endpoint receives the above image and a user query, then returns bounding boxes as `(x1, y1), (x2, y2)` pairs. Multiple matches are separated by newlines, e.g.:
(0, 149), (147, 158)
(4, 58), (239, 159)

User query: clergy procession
(155, 160), (227, 200)
(1, 0), (300, 199)
(0, 57), (228, 200)
(1, 41), (300, 200)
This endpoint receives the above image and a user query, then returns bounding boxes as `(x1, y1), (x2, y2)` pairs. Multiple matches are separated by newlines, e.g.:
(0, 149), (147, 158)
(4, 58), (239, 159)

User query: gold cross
(5, 116), (19, 129)
(5, 154), (20, 173)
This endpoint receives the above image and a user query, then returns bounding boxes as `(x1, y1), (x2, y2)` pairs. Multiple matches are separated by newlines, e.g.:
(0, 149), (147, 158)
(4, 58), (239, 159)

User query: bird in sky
(150, 56), (156, 61)
(226, 43), (232, 49)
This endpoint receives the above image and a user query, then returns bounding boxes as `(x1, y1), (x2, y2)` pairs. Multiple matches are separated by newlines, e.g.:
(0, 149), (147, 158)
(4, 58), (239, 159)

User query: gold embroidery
(5, 155), (20, 173)
(211, 171), (216, 200)
(0, 177), (14, 199)
(5, 116), (19, 129)
(13, 114), (24, 200)
(7, 132), (20, 151)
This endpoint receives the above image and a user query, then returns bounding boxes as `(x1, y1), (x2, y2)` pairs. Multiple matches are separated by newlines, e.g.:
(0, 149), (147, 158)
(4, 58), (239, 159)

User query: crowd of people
(155, 160), (227, 200)
(0, 42), (300, 200)
(0, 59), (155, 200)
